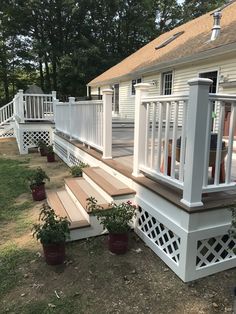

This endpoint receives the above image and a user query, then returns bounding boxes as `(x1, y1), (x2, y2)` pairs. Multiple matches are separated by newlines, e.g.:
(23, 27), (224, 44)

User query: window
(199, 71), (218, 93)
(131, 78), (142, 95)
(162, 72), (173, 95)
(155, 31), (184, 50)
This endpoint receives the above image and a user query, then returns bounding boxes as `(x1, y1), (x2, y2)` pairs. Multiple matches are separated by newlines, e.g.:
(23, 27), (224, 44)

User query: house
(88, 1), (236, 120)
(0, 2), (236, 283)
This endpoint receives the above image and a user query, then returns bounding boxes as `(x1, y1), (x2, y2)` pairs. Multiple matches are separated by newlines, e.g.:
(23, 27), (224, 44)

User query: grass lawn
(0, 141), (235, 314)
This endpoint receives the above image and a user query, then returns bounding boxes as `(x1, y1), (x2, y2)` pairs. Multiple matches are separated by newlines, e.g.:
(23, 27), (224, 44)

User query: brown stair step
(82, 167), (135, 197)
(47, 190), (90, 230)
(65, 177), (109, 212)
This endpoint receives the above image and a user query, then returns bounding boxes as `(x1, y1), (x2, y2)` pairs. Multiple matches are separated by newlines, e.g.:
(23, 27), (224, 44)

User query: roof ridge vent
(211, 11), (222, 41)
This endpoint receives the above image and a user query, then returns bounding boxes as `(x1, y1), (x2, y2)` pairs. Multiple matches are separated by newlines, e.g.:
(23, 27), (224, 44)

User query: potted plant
(46, 144), (55, 162)
(32, 203), (70, 265)
(37, 140), (48, 156)
(27, 167), (50, 201)
(70, 162), (89, 177)
(87, 197), (136, 254)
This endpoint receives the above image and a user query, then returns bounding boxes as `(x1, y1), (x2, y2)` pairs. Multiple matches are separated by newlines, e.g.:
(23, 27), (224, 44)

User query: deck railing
(14, 90), (56, 122)
(133, 80), (236, 207)
(0, 99), (14, 126)
(54, 90), (113, 159)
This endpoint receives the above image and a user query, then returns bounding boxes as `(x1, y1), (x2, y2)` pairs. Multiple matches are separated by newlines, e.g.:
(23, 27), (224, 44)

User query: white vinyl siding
(90, 55), (236, 119)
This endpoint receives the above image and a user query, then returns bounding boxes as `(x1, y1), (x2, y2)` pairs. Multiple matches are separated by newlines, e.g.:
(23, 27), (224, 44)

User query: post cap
(18, 89), (24, 93)
(102, 89), (113, 95)
(68, 96), (75, 102)
(134, 83), (152, 91)
(188, 78), (213, 86)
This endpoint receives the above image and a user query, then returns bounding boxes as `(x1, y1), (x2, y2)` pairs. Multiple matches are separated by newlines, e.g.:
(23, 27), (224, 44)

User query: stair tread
(47, 190), (90, 229)
(83, 167), (135, 197)
(65, 178), (109, 211)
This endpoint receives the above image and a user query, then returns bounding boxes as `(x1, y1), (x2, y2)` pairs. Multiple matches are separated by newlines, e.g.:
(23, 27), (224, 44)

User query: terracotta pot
(31, 183), (46, 201)
(39, 147), (47, 156)
(47, 153), (55, 162)
(108, 233), (129, 254)
(43, 243), (66, 265)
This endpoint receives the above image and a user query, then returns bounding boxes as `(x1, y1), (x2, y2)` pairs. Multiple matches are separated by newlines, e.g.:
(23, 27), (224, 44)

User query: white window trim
(130, 78), (142, 96)
(161, 71), (173, 95)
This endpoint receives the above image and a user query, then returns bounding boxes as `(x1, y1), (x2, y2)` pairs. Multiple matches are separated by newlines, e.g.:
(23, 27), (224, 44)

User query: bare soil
(0, 139), (235, 314)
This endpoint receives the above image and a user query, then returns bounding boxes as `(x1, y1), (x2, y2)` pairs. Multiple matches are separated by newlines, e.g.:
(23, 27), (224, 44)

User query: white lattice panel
(0, 128), (14, 138)
(137, 207), (181, 264)
(23, 130), (50, 151)
(196, 234), (236, 269)
(69, 152), (82, 165)
(54, 141), (67, 160)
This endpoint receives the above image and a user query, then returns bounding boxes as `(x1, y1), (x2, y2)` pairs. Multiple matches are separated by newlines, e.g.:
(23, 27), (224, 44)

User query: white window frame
(162, 71), (173, 95)
(131, 78), (142, 96)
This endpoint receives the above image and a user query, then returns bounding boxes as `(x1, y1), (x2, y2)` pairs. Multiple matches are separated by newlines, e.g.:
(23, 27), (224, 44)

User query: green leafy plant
(229, 207), (236, 254)
(70, 162), (89, 177)
(32, 203), (70, 245)
(27, 167), (50, 188)
(87, 197), (136, 234)
(36, 140), (47, 149)
(46, 144), (54, 155)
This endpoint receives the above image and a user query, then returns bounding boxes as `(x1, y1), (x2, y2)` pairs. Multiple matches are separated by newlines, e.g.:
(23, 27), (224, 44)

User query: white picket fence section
(0, 99), (14, 126)
(23, 94), (54, 121)
(54, 89), (113, 159)
(133, 80), (236, 207)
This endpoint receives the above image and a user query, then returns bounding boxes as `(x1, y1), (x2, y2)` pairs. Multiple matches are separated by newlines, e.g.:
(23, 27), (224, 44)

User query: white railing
(133, 81), (236, 207)
(54, 90), (113, 159)
(136, 94), (188, 189)
(0, 99), (14, 126)
(202, 94), (236, 192)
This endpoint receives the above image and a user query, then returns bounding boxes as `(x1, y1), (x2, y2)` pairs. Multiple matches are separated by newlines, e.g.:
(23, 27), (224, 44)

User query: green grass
(0, 244), (34, 296)
(0, 158), (32, 221)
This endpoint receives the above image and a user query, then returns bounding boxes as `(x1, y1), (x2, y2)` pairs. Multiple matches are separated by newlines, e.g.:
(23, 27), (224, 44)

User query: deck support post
(18, 89), (24, 123)
(68, 97), (75, 141)
(102, 89), (113, 159)
(181, 78), (212, 207)
(132, 83), (151, 177)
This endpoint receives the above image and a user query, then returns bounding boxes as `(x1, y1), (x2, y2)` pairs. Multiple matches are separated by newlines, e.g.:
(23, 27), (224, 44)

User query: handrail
(142, 94), (189, 103)
(0, 99), (14, 125)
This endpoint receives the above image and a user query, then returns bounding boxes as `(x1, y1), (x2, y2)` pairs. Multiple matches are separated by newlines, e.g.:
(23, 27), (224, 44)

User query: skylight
(155, 31), (184, 50)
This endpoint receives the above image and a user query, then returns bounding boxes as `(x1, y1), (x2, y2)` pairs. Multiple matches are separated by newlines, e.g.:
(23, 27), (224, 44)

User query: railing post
(181, 78), (212, 207)
(13, 92), (18, 118)
(132, 83), (151, 177)
(102, 89), (113, 159)
(53, 98), (59, 127)
(18, 89), (24, 122)
(68, 97), (75, 141)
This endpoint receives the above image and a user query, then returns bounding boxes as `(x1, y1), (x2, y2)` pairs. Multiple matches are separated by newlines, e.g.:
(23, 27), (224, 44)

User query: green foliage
(37, 140), (47, 149)
(27, 167), (49, 188)
(229, 207), (236, 254)
(87, 197), (136, 234)
(46, 144), (54, 155)
(32, 203), (70, 245)
(70, 162), (89, 177)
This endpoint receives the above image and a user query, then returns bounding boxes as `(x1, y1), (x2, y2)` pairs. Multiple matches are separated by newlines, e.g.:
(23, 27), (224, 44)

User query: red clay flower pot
(39, 147), (47, 156)
(47, 153), (55, 162)
(108, 233), (129, 254)
(43, 243), (66, 265)
(31, 183), (46, 201)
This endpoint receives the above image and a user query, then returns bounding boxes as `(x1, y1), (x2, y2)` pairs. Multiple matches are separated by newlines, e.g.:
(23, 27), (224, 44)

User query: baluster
(156, 102), (163, 172)
(171, 101), (179, 178)
(203, 100), (213, 187)
(163, 102), (171, 175)
(150, 102), (157, 169)
(144, 103), (150, 167)
(225, 102), (236, 183)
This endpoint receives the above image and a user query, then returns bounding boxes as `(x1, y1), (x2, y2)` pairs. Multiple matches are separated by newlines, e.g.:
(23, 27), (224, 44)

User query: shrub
(70, 162), (89, 177)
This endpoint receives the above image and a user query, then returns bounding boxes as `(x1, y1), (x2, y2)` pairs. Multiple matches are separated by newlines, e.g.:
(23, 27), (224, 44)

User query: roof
(89, 2), (236, 86)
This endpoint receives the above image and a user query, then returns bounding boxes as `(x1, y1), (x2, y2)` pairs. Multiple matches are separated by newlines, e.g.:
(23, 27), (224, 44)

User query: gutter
(89, 41), (236, 87)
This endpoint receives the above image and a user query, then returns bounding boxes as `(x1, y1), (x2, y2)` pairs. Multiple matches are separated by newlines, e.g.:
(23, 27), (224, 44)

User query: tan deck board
(83, 167), (135, 197)
(47, 190), (70, 220)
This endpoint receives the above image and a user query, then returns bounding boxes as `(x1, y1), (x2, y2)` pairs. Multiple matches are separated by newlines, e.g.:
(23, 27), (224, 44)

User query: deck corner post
(132, 83), (152, 177)
(68, 97), (75, 141)
(18, 89), (24, 123)
(102, 89), (113, 159)
(181, 78), (212, 207)
(51, 91), (57, 99)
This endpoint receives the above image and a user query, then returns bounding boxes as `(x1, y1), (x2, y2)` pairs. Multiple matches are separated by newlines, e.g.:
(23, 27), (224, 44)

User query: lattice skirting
(0, 128), (14, 138)
(196, 234), (236, 269)
(23, 130), (50, 151)
(137, 206), (181, 265)
(54, 139), (83, 166)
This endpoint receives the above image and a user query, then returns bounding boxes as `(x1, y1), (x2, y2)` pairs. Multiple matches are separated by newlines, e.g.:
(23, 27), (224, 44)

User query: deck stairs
(0, 122), (15, 138)
(47, 166), (135, 241)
